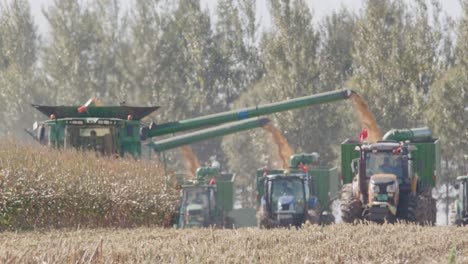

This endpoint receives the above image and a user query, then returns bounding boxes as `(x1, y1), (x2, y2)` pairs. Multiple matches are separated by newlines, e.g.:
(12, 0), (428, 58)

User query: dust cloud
(350, 93), (382, 142)
(180, 145), (200, 178)
(263, 123), (294, 168)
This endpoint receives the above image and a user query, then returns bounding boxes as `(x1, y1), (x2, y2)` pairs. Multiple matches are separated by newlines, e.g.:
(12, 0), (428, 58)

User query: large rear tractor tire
(340, 183), (363, 223)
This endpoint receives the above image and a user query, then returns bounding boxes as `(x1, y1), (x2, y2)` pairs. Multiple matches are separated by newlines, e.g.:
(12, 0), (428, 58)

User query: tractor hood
(187, 204), (204, 212)
(370, 174), (398, 184)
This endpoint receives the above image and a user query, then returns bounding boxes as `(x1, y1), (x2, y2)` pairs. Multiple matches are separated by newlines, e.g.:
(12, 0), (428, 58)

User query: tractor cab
(454, 176), (468, 225)
(180, 186), (216, 228)
(176, 166), (235, 228)
(262, 174), (309, 227)
(353, 141), (415, 221)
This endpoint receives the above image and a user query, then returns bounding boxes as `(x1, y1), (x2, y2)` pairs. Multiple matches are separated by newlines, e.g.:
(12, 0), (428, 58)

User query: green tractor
(256, 153), (339, 228)
(175, 167), (235, 228)
(340, 127), (440, 224)
(452, 175), (468, 226)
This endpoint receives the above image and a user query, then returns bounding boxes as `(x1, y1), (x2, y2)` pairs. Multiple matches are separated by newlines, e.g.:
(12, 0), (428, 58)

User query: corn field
(0, 141), (178, 230)
(1, 141), (467, 263)
(0, 224), (467, 263)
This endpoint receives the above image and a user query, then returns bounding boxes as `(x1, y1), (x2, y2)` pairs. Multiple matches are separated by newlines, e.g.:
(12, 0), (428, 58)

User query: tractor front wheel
(256, 207), (273, 229)
(340, 183), (363, 223)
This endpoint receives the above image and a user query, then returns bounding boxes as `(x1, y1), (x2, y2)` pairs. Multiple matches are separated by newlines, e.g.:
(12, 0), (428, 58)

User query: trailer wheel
(407, 193), (436, 225)
(256, 207), (273, 229)
(397, 193), (412, 221)
(319, 212), (335, 225)
(306, 209), (320, 225)
(340, 183), (363, 223)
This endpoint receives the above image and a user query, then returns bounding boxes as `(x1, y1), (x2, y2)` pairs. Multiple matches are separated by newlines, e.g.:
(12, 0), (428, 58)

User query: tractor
(174, 167), (235, 228)
(452, 175), (468, 226)
(256, 153), (339, 228)
(340, 127), (440, 224)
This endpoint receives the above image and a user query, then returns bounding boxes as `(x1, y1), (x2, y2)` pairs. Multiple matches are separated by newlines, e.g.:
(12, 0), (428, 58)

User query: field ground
(1, 224), (467, 263)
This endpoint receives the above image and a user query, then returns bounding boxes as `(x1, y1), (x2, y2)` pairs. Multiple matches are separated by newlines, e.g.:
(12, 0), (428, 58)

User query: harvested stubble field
(0, 224), (467, 263)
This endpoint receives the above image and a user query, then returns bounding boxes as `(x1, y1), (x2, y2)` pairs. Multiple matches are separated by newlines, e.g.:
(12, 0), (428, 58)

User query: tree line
(0, 0), (466, 207)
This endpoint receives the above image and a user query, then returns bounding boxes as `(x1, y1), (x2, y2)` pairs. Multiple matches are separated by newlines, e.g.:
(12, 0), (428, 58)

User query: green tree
(0, 0), (39, 137)
(427, 0), (468, 179)
(350, 0), (448, 131)
(427, 68), (467, 180)
(41, 0), (128, 104)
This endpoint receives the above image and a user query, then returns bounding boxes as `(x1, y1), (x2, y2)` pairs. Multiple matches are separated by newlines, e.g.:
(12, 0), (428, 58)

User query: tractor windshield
(182, 187), (216, 226)
(365, 152), (403, 180)
(65, 126), (116, 155)
(270, 178), (305, 213)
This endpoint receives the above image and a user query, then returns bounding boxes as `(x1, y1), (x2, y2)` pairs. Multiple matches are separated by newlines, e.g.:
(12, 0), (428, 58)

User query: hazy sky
(29, 0), (462, 36)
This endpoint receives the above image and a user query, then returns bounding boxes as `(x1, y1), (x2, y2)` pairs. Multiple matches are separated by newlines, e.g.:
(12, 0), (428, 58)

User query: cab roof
(457, 175), (468, 181)
(32, 105), (160, 120)
(266, 173), (307, 180)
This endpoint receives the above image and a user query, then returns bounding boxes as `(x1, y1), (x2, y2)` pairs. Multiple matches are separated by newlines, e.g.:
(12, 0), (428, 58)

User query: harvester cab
(29, 98), (159, 157)
(340, 127), (440, 224)
(256, 153), (339, 228)
(452, 175), (468, 226)
(177, 167), (235, 228)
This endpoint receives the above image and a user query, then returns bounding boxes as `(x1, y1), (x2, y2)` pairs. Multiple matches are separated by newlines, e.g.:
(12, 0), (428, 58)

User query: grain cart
(340, 127), (440, 224)
(256, 153), (339, 228)
(452, 175), (468, 226)
(175, 166), (235, 228)
(29, 89), (354, 156)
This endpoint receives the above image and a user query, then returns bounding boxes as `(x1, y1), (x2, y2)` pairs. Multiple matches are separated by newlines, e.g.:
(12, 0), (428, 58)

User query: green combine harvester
(29, 89), (355, 228)
(28, 89), (354, 156)
(256, 153), (339, 228)
(340, 127), (441, 224)
(452, 175), (468, 226)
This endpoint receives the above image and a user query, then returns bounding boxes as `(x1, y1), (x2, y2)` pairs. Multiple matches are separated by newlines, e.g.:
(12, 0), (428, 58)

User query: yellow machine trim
(411, 175), (419, 194)
(370, 201), (397, 215)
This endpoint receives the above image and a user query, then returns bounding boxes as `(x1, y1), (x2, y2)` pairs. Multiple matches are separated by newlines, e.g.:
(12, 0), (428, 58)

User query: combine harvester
(340, 128), (440, 224)
(29, 89), (353, 156)
(256, 153), (339, 228)
(29, 89), (355, 228)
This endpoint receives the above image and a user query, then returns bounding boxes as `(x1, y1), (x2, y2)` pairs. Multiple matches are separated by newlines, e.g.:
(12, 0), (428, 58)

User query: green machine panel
(215, 173), (235, 212)
(341, 139), (360, 184)
(309, 167), (339, 211)
(411, 139), (440, 187)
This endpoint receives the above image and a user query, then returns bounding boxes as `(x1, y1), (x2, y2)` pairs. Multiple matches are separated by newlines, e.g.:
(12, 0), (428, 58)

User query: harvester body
(176, 167), (235, 228)
(340, 127), (440, 224)
(452, 175), (468, 226)
(256, 154), (339, 228)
